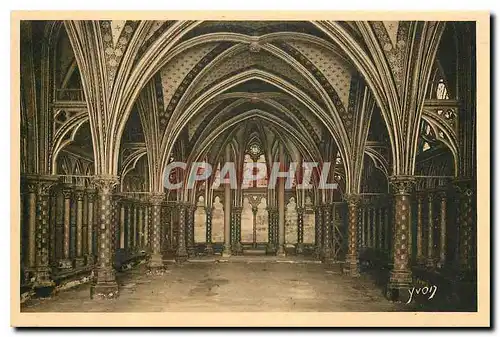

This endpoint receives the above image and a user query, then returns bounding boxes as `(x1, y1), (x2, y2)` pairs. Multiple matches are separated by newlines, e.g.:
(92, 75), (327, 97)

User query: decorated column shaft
(387, 176), (415, 302)
(315, 206), (323, 258)
(61, 186), (72, 268)
(322, 204), (333, 262)
(74, 188), (85, 267)
(233, 206), (243, 255)
(438, 191), (447, 268)
(149, 193), (164, 268)
(344, 194), (361, 276)
(296, 207), (304, 254)
(266, 207), (277, 254)
(176, 203), (188, 262)
(426, 193), (435, 268)
(86, 189), (96, 265)
(186, 204), (196, 257)
(90, 176), (119, 299)
(455, 179), (474, 273)
(416, 193), (424, 264)
(205, 207), (214, 255)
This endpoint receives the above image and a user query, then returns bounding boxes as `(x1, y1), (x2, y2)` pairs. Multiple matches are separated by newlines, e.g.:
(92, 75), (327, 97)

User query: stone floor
(21, 260), (409, 312)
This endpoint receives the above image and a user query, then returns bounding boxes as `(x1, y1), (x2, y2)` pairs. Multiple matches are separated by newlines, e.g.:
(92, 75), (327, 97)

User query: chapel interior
(19, 20), (477, 312)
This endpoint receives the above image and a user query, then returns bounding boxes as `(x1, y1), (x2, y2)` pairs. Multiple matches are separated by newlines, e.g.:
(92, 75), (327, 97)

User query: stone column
(366, 207), (372, 249)
(74, 188), (85, 267)
(322, 205), (333, 263)
(344, 194), (361, 276)
(25, 175), (58, 294)
(86, 189), (96, 265)
(361, 205), (366, 248)
(387, 176), (415, 302)
(314, 206), (323, 258)
(149, 193), (164, 268)
(370, 207), (376, 248)
(233, 207), (243, 254)
(205, 207), (214, 255)
(144, 205), (149, 251)
(25, 180), (37, 271)
(176, 203), (188, 262)
(266, 207), (277, 254)
(296, 207), (304, 254)
(119, 203), (125, 249)
(456, 181), (474, 272)
(186, 204), (196, 257)
(426, 193), (435, 268)
(132, 202), (138, 251)
(60, 186), (73, 269)
(377, 206), (383, 250)
(384, 206), (390, 252)
(223, 189), (232, 257)
(416, 193), (424, 265)
(277, 176), (286, 257)
(137, 204), (143, 250)
(438, 191), (447, 268)
(126, 202), (133, 251)
(90, 176), (119, 299)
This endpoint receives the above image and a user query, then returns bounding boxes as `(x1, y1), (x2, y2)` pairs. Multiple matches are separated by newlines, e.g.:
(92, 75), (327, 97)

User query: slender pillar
(457, 181), (474, 272)
(384, 206), (390, 252)
(377, 207), (383, 250)
(426, 193), (435, 268)
(344, 194), (361, 276)
(266, 207), (277, 254)
(90, 176), (119, 299)
(277, 181), (286, 257)
(296, 207), (304, 254)
(322, 205), (333, 262)
(315, 206), (323, 258)
(361, 205), (366, 248)
(387, 176), (415, 302)
(149, 193), (164, 268)
(25, 181), (37, 270)
(205, 207), (214, 255)
(144, 205), (149, 251)
(74, 188), (85, 267)
(370, 207), (376, 248)
(366, 207), (372, 249)
(186, 204), (196, 257)
(176, 203), (188, 262)
(126, 203), (133, 251)
(233, 207), (243, 254)
(416, 193), (424, 264)
(60, 187), (73, 269)
(132, 203), (138, 251)
(222, 147), (232, 257)
(119, 204), (125, 249)
(438, 191), (447, 268)
(86, 190), (96, 265)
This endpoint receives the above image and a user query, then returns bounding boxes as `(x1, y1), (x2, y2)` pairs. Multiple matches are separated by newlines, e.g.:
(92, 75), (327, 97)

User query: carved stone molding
(389, 176), (416, 196)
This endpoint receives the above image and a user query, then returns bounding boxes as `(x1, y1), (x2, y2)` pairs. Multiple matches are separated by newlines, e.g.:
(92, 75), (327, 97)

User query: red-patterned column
(90, 176), (119, 299)
(387, 176), (415, 302)
(416, 193), (425, 265)
(343, 194), (361, 276)
(149, 193), (164, 268)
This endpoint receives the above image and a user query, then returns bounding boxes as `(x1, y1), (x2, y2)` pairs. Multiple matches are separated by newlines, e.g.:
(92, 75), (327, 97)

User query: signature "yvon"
(406, 285), (437, 304)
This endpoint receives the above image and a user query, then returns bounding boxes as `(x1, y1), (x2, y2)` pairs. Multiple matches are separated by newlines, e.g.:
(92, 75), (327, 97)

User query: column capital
(453, 178), (474, 196)
(233, 206), (243, 213)
(74, 188), (85, 201)
(149, 193), (165, 205)
(92, 175), (119, 193)
(389, 176), (416, 196)
(296, 207), (305, 214)
(343, 193), (362, 206)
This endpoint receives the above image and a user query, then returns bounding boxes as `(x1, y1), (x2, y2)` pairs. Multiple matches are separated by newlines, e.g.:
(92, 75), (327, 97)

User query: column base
(343, 259), (360, 277)
(232, 242), (243, 256)
(58, 259), (73, 270)
(90, 281), (119, 300)
(386, 270), (413, 302)
(295, 243), (304, 255)
(426, 258), (436, 269)
(86, 255), (95, 265)
(187, 246), (196, 258)
(148, 253), (163, 269)
(277, 245), (286, 257)
(34, 282), (55, 298)
(205, 244), (214, 255)
(266, 243), (276, 255)
(175, 248), (188, 263)
(74, 257), (85, 268)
